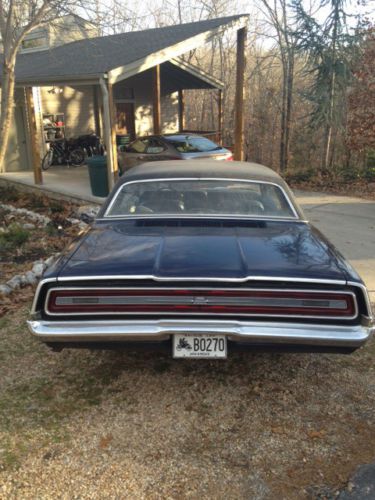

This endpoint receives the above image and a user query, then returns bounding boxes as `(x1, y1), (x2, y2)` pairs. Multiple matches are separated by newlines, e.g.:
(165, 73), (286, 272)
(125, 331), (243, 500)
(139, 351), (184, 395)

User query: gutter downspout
(100, 76), (115, 191)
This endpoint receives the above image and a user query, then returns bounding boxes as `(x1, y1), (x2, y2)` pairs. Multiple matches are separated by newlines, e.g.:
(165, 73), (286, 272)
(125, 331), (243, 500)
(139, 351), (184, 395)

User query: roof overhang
(108, 15), (248, 85)
(15, 74), (103, 87)
(168, 58), (224, 89)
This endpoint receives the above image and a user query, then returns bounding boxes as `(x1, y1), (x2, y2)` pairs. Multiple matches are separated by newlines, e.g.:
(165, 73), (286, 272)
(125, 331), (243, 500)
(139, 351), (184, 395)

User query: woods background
(0, 0), (374, 183)
(93, 0), (374, 183)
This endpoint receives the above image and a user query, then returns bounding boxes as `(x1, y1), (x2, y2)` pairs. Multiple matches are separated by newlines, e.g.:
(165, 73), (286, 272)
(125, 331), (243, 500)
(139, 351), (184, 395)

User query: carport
(5, 15), (248, 191)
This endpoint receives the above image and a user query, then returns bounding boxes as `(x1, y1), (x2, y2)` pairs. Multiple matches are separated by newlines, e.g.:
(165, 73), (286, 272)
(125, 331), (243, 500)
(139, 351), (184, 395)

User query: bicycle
(41, 138), (85, 171)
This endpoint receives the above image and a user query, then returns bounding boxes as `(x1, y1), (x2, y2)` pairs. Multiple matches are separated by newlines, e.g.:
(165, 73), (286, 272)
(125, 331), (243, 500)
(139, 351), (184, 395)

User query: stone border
(0, 203), (51, 226)
(0, 203), (100, 298)
(0, 254), (61, 297)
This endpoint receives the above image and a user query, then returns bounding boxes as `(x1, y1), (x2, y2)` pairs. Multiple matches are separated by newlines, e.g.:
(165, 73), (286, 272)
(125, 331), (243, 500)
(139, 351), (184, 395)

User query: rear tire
(42, 149), (53, 171)
(69, 148), (85, 167)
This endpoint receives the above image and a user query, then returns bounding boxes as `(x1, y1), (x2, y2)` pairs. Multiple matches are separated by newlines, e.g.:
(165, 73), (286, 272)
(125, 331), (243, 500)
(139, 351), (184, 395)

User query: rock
(25, 271), (37, 285)
(76, 204), (100, 224)
(0, 284), (11, 296)
(7, 275), (22, 290)
(32, 261), (46, 277)
(0, 203), (50, 226)
(20, 274), (29, 286)
(78, 222), (88, 230)
(44, 256), (56, 267)
(67, 217), (80, 225)
(23, 223), (35, 230)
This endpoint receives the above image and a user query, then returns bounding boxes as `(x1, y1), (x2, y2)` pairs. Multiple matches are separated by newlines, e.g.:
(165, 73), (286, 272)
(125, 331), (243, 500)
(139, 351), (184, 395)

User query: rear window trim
(103, 177), (300, 220)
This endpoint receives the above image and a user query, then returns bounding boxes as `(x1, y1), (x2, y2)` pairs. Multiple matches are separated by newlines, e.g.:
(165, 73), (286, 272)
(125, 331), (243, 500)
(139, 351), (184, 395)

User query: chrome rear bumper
(27, 319), (373, 348)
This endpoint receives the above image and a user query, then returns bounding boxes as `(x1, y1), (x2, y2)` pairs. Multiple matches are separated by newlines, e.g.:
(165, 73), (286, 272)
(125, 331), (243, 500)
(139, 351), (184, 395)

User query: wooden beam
(178, 89), (184, 132)
(107, 82), (119, 183)
(234, 27), (247, 161)
(93, 85), (101, 137)
(218, 89), (223, 145)
(25, 87), (42, 185)
(100, 78), (117, 191)
(152, 65), (161, 135)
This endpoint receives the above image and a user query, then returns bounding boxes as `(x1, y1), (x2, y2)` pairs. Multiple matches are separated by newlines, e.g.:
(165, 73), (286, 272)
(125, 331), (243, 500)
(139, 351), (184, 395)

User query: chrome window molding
(96, 215), (309, 223)
(103, 177), (300, 220)
(44, 286), (358, 321)
(56, 275), (348, 285)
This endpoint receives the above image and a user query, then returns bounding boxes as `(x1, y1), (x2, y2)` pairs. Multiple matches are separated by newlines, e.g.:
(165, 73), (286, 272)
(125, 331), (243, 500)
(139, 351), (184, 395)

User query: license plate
(173, 334), (227, 359)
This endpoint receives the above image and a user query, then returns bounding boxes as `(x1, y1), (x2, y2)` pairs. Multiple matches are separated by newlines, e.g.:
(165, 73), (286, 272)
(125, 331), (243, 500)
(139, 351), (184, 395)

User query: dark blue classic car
(28, 161), (373, 358)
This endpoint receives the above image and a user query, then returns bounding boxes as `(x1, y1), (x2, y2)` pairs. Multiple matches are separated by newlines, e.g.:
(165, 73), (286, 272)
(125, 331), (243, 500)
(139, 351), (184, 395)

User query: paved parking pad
(295, 191), (375, 302)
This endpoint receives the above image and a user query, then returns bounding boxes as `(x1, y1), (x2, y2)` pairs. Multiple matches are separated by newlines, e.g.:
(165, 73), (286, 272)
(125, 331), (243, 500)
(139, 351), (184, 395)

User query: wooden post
(178, 89), (184, 132)
(218, 89), (223, 145)
(25, 87), (42, 185)
(152, 65), (161, 134)
(107, 82), (119, 183)
(93, 85), (101, 137)
(234, 27), (247, 161)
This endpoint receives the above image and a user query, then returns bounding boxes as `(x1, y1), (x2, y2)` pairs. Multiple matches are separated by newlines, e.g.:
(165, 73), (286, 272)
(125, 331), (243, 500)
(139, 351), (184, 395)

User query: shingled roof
(10, 15), (247, 84)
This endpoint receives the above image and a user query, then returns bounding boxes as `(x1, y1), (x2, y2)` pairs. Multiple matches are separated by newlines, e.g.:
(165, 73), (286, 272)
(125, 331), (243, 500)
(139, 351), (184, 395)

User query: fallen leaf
(307, 430), (326, 439)
(99, 434), (113, 449)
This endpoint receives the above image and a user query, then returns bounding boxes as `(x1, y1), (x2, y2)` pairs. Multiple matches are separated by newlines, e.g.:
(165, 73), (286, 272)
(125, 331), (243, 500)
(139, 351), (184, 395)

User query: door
(115, 102), (135, 140)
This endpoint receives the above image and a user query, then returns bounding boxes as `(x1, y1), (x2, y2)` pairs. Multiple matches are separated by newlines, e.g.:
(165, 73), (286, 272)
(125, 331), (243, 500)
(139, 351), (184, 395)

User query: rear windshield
(165, 136), (221, 153)
(106, 179), (297, 219)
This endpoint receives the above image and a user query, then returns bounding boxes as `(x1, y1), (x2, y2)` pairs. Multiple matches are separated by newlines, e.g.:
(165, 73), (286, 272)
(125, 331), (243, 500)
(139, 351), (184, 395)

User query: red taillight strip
(46, 288), (356, 319)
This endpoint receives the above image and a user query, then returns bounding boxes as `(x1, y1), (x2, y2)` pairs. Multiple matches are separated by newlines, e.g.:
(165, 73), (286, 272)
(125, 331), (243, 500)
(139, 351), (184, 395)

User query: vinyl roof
(10, 15), (245, 84)
(120, 160), (284, 184)
(101, 160), (303, 219)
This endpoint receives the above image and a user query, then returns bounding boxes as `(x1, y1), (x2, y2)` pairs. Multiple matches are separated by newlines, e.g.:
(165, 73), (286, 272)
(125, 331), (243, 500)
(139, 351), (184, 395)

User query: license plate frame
(173, 334), (227, 359)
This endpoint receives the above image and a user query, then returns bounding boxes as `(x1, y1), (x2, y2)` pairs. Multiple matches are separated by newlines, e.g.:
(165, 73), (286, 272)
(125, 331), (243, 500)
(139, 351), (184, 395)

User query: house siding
(3, 89), (30, 172)
(114, 71), (178, 136)
(40, 85), (96, 138)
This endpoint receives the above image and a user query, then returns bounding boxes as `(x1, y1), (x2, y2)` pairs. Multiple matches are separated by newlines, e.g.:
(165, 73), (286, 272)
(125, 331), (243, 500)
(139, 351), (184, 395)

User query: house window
(21, 31), (48, 51)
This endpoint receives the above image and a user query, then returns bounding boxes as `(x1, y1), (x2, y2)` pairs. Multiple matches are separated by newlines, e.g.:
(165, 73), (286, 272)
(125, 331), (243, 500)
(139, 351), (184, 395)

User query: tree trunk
(284, 50), (294, 172)
(279, 56), (288, 173)
(0, 59), (16, 173)
(322, 3), (338, 172)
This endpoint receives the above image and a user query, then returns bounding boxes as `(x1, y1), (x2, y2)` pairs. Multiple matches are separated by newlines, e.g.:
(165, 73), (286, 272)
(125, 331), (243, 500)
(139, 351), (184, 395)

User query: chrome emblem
(191, 296), (209, 305)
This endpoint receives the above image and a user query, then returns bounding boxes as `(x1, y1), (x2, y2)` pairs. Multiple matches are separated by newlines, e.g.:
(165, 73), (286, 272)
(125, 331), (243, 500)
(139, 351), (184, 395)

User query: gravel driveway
(0, 301), (374, 499)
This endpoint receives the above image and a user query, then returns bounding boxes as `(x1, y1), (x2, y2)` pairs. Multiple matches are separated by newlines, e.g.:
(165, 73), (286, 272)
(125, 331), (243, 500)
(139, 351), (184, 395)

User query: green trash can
(87, 155), (109, 197)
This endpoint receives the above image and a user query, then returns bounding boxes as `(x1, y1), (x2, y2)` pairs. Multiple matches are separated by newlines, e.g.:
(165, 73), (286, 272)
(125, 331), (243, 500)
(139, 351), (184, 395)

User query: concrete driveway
(295, 191), (375, 302)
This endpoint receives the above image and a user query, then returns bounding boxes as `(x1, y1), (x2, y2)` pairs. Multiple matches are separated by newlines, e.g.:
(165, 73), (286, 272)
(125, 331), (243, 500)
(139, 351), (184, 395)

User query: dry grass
(0, 300), (374, 499)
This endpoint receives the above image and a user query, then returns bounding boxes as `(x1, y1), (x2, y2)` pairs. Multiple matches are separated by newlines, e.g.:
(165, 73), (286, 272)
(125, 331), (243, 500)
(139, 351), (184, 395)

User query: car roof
(133, 133), (212, 141)
(120, 160), (284, 185)
(100, 160), (304, 220)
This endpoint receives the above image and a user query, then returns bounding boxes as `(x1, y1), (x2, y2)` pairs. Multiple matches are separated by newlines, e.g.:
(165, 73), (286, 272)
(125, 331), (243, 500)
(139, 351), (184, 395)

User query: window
(106, 179), (297, 218)
(165, 136), (221, 153)
(146, 139), (166, 154)
(127, 139), (148, 153)
(127, 138), (166, 154)
(21, 30), (48, 51)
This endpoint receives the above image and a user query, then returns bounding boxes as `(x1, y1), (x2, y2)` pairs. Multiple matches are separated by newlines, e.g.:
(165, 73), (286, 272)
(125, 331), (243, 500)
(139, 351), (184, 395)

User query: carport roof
(10, 15), (247, 85)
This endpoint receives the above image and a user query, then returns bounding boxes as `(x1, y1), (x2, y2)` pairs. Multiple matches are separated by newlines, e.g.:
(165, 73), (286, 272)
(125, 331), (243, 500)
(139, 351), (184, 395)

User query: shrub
(0, 186), (19, 203)
(285, 168), (315, 183)
(0, 224), (30, 252)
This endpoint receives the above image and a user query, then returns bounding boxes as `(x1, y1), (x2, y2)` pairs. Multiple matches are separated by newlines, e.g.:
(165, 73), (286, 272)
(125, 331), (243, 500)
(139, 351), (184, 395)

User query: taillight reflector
(46, 289), (356, 318)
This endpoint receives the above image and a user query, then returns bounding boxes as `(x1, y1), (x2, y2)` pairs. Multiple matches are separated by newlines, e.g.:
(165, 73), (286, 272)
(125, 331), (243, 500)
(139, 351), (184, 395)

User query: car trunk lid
(57, 219), (348, 283)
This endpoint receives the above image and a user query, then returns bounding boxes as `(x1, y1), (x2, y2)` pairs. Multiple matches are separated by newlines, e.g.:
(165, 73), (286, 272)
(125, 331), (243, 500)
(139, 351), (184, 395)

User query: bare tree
(0, 1), (70, 171)
(256, 0), (297, 172)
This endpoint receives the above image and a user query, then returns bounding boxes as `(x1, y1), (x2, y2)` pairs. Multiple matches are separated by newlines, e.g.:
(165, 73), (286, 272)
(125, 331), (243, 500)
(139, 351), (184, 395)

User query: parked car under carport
(117, 134), (233, 172)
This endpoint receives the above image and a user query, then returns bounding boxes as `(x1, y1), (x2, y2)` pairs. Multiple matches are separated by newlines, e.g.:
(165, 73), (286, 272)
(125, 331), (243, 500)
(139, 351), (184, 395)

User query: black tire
(69, 148), (85, 167)
(42, 149), (54, 171)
